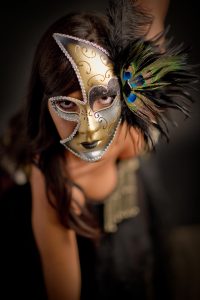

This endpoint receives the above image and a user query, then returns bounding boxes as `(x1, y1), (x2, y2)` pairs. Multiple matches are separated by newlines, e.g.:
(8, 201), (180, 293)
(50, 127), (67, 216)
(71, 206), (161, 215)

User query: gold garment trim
(104, 158), (140, 233)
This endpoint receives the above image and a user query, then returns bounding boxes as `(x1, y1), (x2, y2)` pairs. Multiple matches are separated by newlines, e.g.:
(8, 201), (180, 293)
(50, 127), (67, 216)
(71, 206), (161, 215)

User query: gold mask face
(49, 33), (121, 162)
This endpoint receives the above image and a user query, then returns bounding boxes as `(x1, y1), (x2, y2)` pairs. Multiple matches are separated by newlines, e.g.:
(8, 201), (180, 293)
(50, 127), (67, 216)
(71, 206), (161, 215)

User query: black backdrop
(0, 0), (199, 140)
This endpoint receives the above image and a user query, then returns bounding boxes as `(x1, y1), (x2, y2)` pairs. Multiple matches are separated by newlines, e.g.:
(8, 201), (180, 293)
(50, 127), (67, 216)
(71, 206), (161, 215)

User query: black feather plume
(105, 0), (198, 144)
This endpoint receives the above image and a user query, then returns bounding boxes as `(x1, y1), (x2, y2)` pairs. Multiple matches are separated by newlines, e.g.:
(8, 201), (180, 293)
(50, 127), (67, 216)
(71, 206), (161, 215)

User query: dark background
(0, 0), (199, 141)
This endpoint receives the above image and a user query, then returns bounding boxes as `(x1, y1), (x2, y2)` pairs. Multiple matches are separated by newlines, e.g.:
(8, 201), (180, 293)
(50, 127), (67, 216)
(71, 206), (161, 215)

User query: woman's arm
(30, 165), (81, 300)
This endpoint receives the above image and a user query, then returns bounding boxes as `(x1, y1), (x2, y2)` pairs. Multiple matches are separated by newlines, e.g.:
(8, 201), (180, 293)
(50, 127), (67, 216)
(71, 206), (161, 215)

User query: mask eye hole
(56, 100), (79, 113)
(93, 95), (116, 111)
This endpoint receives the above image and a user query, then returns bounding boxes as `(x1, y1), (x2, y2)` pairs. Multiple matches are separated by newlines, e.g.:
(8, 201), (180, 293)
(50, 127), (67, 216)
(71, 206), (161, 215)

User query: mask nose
(78, 108), (100, 141)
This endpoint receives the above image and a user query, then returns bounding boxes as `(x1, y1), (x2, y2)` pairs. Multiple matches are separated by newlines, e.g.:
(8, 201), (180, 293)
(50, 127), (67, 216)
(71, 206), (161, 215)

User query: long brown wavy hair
(25, 12), (114, 238)
(0, 5), (152, 238)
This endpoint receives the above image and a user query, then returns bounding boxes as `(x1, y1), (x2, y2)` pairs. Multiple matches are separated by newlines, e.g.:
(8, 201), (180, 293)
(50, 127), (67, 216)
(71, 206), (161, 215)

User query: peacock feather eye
(130, 74), (145, 88)
(127, 93), (137, 103)
(123, 71), (132, 80)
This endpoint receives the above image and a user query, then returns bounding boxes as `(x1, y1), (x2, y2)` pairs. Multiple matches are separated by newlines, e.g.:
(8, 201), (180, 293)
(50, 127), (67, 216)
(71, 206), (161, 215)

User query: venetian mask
(49, 33), (121, 162)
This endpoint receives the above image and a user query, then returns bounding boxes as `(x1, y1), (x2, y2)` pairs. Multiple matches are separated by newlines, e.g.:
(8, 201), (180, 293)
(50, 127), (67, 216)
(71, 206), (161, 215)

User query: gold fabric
(103, 158), (140, 233)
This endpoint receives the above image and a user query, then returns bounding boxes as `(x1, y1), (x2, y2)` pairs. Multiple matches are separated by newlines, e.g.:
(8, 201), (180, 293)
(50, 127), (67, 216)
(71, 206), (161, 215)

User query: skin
(31, 119), (142, 300)
(139, 0), (170, 37)
(31, 1), (170, 299)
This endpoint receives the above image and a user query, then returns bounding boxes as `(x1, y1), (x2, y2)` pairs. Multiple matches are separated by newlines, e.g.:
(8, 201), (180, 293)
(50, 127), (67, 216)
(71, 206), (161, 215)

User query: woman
(0, 0), (195, 299)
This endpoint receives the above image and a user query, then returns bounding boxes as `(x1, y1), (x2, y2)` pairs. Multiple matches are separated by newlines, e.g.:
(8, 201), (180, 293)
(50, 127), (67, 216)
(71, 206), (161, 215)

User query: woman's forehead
(67, 90), (82, 99)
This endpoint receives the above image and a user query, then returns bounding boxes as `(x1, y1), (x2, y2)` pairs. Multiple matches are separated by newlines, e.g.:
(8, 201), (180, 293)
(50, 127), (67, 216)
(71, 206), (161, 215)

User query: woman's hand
(138, 0), (170, 37)
(138, 0), (170, 50)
